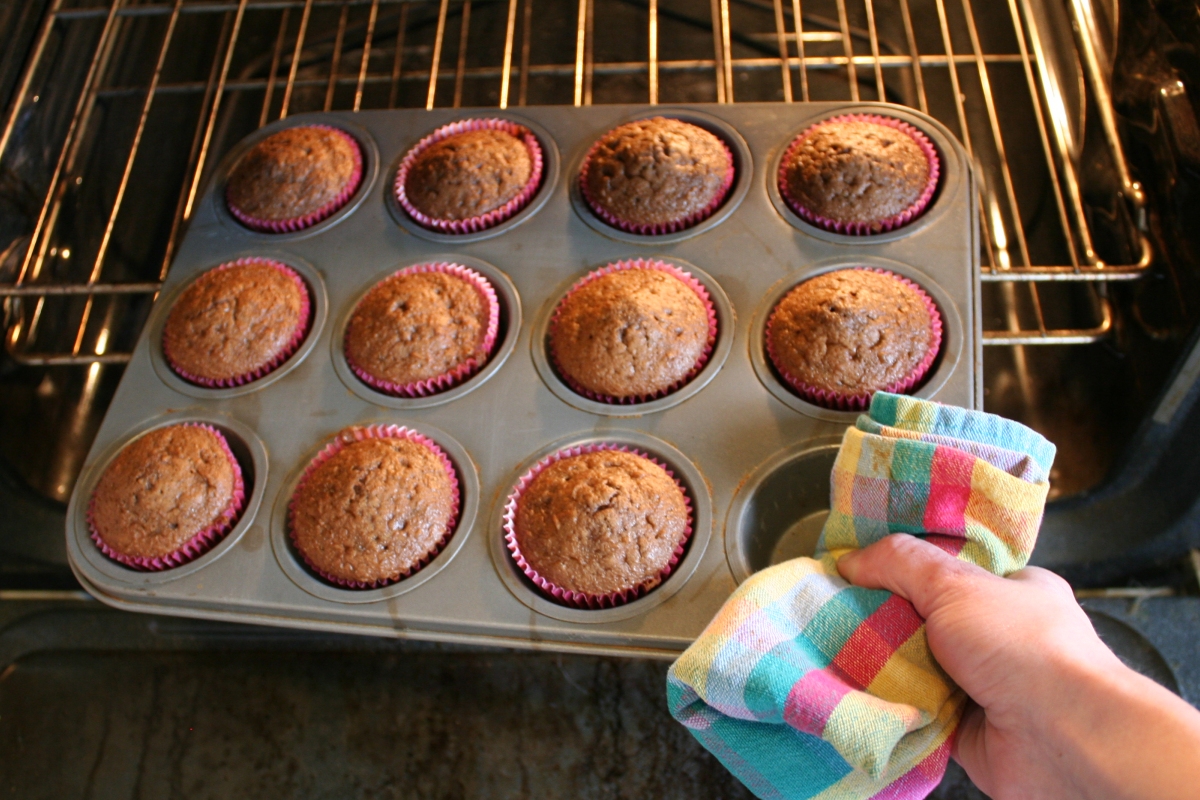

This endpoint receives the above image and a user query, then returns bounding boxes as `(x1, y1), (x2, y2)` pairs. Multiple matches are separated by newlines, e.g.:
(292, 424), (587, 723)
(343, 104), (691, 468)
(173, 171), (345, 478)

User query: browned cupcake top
(164, 262), (307, 383)
(767, 269), (936, 396)
(514, 450), (689, 597)
(404, 129), (533, 221)
(583, 117), (730, 227)
(290, 436), (456, 585)
(345, 270), (491, 387)
(226, 126), (359, 222)
(782, 120), (930, 228)
(551, 268), (709, 399)
(91, 425), (238, 560)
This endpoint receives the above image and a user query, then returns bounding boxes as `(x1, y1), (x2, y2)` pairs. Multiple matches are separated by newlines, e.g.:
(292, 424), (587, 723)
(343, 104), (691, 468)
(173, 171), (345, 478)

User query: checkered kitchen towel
(667, 393), (1055, 799)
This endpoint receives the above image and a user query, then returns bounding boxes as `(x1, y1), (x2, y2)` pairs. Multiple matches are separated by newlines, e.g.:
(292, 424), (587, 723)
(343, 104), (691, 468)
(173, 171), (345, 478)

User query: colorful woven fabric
(668, 393), (1055, 800)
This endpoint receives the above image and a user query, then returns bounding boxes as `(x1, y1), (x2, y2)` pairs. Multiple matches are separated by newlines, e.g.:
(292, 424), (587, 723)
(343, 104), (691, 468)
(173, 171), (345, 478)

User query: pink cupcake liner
(579, 121), (736, 236)
(547, 258), (718, 405)
(344, 262), (501, 398)
(163, 258), (313, 388)
(502, 443), (694, 609)
(778, 114), (941, 236)
(226, 124), (364, 233)
(765, 268), (944, 411)
(394, 118), (545, 234)
(287, 424), (461, 590)
(88, 423), (246, 571)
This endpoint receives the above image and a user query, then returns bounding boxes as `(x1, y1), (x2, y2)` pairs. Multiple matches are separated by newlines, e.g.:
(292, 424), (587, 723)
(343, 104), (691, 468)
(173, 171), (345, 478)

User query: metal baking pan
(65, 102), (979, 659)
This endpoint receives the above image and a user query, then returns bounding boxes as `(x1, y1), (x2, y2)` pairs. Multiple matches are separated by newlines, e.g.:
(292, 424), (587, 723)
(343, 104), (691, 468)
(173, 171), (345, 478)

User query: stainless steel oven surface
(1, 1), (1198, 796)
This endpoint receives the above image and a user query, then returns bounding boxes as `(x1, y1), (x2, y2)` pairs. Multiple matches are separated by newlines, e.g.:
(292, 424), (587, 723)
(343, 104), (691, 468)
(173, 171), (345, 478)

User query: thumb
(836, 534), (992, 619)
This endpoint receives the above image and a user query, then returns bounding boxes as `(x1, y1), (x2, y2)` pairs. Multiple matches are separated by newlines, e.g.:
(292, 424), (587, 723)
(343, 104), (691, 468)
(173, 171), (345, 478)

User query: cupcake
(88, 424), (245, 570)
(288, 425), (460, 589)
(344, 263), (500, 397)
(548, 259), (716, 404)
(766, 268), (943, 410)
(226, 124), (363, 232)
(504, 445), (692, 608)
(778, 114), (939, 235)
(163, 258), (311, 387)
(580, 117), (735, 234)
(395, 118), (544, 234)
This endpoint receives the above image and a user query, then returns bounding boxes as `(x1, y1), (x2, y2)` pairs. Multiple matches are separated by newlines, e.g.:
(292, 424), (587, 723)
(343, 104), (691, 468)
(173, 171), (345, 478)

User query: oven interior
(1, 0), (1199, 794)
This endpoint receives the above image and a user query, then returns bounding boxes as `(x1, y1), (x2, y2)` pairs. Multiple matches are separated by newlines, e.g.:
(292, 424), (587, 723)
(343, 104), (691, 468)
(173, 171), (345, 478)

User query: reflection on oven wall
(0, 0), (1196, 589)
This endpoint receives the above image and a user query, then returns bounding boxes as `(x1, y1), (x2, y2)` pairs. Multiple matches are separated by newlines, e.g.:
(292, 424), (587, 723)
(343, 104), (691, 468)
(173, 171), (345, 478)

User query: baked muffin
(779, 114), (938, 235)
(288, 427), (459, 588)
(506, 447), (691, 604)
(580, 117), (734, 234)
(89, 424), (244, 570)
(549, 261), (714, 402)
(344, 264), (499, 397)
(163, 258), (311, 387)
(226, 125), (363, 232)
(766, 269), (942, 409)
(395, 118), (544, 233)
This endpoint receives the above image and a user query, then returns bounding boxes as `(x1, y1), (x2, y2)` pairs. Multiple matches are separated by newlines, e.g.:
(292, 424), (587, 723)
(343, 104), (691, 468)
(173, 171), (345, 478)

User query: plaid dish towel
(667, 392), (1055, 800)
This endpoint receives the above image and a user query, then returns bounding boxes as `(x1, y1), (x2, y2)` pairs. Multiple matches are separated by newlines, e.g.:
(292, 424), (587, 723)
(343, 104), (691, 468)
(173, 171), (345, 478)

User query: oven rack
(0, 0), (1148, 365)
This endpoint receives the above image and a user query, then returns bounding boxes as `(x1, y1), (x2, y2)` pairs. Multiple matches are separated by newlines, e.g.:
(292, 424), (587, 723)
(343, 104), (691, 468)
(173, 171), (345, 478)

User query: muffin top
(551, 268), (710, 400)
(767, 269), (937, 396)
(514, 450), (689, 597)
(226, 126), (360, 222)
(781, 120), (930, 228)
(164, 261), (308, 383)
(290, 436), (456, 585)
(404, 128), (534, 221)
(90, 425), (239, 560)
(582, 117), (731, 228)
(345, 270), (492, 388)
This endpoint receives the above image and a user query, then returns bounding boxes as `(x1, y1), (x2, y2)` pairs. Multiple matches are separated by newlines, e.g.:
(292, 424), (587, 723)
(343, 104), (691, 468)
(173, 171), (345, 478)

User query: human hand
(837, 534), (1200, 800)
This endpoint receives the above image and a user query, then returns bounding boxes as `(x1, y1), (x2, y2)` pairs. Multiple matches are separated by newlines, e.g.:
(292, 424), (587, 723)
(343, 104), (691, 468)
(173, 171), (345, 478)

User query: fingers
(836, 534), (992, 619)
(951, 701), (992, 794)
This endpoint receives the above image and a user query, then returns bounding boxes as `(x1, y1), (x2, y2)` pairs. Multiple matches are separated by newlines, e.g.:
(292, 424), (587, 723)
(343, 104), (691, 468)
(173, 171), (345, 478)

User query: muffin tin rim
(529, 256), (734, 417)
(65, 410), (268, 587)
(486, 431), (713, 624)
(210, 114), (381, 242)
(147, 252), (329, 399)
(566, 107), (754, 245)
(329, 254), (522, 409)
(268, 420), (481, 604)
(765, 102), (965, 245)
(748, 255), (965, 422)
(724, 437), (843, 584)
(384, 112), (562, 244)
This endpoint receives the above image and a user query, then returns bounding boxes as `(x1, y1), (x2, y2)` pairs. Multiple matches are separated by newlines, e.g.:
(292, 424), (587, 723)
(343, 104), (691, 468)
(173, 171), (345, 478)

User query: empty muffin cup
(726, 445), (839, 582)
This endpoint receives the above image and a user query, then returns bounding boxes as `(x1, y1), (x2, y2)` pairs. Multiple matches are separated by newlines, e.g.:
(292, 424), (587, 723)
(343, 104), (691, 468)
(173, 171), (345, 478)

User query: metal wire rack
(0, 0), (1150, 367)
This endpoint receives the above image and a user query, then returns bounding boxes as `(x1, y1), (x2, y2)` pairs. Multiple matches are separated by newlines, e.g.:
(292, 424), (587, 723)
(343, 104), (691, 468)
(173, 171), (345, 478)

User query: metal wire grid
(0, 0), (1149, 366)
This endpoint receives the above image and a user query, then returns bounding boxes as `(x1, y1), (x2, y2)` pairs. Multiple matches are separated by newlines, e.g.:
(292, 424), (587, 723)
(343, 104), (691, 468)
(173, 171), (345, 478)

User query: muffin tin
(65, 103), (979, 658)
